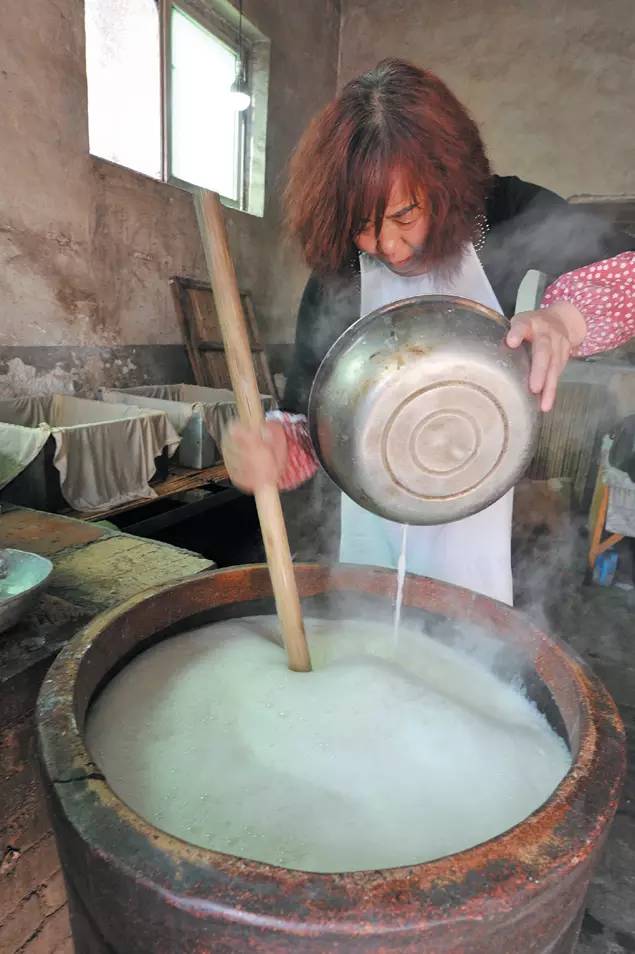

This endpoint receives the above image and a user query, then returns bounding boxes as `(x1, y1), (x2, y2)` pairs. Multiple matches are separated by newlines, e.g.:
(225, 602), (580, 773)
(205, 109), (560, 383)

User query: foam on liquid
(86, 617), (571, 872)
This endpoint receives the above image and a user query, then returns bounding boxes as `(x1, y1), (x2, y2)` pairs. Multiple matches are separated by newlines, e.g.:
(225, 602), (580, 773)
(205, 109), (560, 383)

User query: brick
(1, 716), (35, 776)
(0, 847), (20, 877)
(0, 610), (90, 730)
(0, 837), (60, 923)
(0, 767), (40, 849)
(0, 510), (106, 556)
(0, 893), (42, 952)
(41, 870), (67, 915)
(20, 903), (71, 954)
(5, 791), (52, 854)
(0, 664), (49, 732)
(52, 935), (75, 954)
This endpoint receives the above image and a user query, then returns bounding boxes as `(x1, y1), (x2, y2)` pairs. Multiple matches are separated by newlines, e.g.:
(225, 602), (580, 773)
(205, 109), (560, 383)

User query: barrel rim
(36, 563), (626, 933)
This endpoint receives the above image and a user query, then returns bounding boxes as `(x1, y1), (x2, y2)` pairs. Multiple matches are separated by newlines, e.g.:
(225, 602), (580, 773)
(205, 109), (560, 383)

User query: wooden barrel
(37, 565), (625, 953)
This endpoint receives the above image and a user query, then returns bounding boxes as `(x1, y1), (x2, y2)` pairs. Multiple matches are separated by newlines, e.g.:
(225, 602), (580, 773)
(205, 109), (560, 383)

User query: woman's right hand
(221, 420), (288, 494)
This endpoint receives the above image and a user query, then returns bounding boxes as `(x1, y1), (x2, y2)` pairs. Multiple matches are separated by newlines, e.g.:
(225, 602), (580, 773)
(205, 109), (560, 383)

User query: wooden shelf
(63, 463), (230, 523)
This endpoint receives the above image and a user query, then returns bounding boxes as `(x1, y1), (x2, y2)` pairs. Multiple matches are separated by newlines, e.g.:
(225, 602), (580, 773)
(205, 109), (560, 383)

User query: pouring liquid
(393, 524), (408, 645)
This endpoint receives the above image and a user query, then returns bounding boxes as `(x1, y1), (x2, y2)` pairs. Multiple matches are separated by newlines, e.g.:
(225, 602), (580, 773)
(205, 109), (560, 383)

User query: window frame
(161, 0), (250, 210)
(84, 0), (268, 216)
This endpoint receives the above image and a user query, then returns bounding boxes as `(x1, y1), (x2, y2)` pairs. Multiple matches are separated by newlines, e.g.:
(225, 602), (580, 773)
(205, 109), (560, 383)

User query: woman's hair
(284, 59), (490, 273)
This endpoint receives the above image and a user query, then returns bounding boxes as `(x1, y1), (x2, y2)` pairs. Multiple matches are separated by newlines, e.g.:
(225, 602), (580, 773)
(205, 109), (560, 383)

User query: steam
(480, 199), (625, 316)
(275, 193), (630, 670)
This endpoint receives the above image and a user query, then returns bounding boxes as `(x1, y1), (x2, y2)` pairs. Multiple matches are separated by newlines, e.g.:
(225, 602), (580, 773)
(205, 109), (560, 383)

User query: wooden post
(194, 190), (311, 672)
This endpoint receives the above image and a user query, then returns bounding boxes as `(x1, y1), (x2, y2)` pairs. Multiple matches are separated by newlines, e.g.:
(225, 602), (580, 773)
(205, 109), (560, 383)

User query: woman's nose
(378, 233), (401, 262)
(377, 222), (400, 257)
(379, 236), (396, 254)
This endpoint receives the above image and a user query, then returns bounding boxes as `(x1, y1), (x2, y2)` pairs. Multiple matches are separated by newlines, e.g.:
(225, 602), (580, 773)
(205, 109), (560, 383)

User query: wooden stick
(194, 189), (311, 673)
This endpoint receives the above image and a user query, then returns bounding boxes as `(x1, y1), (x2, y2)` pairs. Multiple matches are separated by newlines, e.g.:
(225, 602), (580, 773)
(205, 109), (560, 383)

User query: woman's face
(354, 173), (430, 277)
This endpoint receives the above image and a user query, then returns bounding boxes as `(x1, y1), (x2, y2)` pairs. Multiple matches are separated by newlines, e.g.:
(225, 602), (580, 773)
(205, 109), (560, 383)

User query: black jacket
(282, 175), (634, 415)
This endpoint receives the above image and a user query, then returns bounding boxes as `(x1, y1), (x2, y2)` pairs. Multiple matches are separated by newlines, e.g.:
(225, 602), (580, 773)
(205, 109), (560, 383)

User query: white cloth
(0, 422), (49, 489)
(339, 245), (514, 605)
(100, 387), (196, 438)
(100, 385), (275, 446)
(0, 395), (181, 512)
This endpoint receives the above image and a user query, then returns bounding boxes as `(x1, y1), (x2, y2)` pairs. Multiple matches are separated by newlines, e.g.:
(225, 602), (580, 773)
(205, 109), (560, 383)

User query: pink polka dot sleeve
(541, 251), (635, 356)
(266, 411), (319, 491)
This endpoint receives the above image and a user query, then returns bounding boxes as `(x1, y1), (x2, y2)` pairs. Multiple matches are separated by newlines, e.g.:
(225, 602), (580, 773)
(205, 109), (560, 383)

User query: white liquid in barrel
(86, 617), (571, 873)
(393, 524), (408, 644)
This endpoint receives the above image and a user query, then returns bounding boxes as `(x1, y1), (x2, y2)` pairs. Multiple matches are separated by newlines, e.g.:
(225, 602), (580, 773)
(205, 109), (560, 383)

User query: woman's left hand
(506, 302), (587, 413)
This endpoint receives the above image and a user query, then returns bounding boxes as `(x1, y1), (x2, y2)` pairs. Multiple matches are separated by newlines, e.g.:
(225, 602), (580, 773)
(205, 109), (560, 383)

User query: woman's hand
(506, 302), (587, 412)
(221, 420), (288, 493)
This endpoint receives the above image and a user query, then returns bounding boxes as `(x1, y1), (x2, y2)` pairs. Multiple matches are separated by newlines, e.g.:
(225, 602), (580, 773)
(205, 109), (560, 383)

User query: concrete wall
(339, 0), (635, 199)
(0, 0), (340, 393)
(1, 0), (632, 397)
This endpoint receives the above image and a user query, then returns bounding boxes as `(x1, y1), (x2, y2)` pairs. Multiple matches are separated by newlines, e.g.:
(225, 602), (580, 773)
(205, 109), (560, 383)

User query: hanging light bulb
(229, 0), (251, 112)
(230, 64), (251, 112)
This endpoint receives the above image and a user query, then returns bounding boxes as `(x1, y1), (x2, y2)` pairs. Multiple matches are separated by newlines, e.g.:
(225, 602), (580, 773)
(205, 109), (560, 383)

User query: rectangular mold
(0, 395), (179, 513)
(99, 385), (276, 469)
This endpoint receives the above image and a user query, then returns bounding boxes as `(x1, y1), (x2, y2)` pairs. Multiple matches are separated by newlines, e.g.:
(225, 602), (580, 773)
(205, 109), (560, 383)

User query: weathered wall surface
(2, 0), (632, 397)
(339, 0), (635, 199)
(0, 0), (340, 393)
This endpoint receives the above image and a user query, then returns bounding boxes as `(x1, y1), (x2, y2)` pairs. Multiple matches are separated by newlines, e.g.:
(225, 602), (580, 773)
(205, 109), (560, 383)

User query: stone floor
(514, 526), (635, 954)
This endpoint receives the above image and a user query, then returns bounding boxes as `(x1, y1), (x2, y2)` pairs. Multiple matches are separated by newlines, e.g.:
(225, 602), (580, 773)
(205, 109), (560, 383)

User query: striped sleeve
(266, 411), (319, 491)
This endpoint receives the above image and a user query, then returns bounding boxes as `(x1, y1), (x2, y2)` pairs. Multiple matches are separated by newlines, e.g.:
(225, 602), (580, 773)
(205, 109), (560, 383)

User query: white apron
(339, 245), (514, 605)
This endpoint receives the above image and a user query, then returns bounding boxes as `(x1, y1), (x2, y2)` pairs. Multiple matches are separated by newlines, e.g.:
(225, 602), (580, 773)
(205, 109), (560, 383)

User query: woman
(224, 59), (634, 605)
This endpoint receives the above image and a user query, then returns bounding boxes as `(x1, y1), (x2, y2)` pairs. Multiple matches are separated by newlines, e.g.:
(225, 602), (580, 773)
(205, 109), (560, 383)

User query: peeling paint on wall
(0, 358), (75, 398)
(1, 0), (340, 358)
(0, 346), (194, 398)
(0, 354), (140, 398)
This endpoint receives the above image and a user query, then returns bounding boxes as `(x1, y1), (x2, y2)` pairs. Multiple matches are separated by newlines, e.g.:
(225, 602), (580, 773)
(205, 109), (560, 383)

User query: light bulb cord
(237, 0), (244, 81)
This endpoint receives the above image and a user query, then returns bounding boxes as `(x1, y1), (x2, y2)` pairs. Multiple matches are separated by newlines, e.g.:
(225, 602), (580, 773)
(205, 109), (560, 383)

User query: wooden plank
(243, 293), (278, 398)
(63, 463), (230, 523)
(191, 287), (223, 344)
(188, 287), (216, 385)
(51, 536), (213, 612)
(169, 278), (208, 386)
(195, 188), (310, 672)
(199, 341), (265, 353)
(170, 275), (277, 398)
(190, 287), (238, 388)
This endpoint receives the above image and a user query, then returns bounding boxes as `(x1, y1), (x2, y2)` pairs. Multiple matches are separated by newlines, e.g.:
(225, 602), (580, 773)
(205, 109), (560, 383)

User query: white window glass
(84, 0), (162, 179)
(170, 6), (241, 201)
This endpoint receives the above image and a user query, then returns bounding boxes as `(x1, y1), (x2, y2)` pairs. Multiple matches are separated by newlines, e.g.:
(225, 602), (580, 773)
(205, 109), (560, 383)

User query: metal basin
(0, 547), (53, 633)
(37, 565), (625, 953)
(309, 295), (540, 524)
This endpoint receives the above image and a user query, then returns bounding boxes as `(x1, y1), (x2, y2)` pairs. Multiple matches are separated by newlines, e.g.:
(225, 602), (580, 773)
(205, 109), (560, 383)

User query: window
(169, 7), (242, 200)
(85, 0), (162, 180)
(84, 0), (269, 215)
